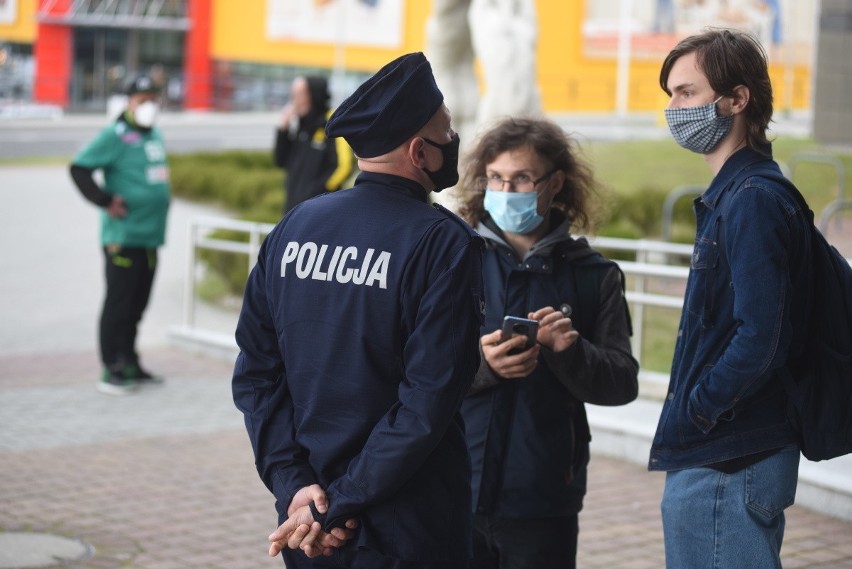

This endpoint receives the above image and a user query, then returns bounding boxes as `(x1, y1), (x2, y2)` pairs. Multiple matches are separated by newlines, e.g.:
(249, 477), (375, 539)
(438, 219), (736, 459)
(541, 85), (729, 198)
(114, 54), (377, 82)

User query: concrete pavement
(2, 346), (851, 569)
(0, 164), (234, 355)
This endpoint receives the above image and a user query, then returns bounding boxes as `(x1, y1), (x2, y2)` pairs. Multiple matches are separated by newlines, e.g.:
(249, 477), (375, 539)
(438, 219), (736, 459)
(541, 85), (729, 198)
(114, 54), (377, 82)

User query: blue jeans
(661, 446), (799, 569)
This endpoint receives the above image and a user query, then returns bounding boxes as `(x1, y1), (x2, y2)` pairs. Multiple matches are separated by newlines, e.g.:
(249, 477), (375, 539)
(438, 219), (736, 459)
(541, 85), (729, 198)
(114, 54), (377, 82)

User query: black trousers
(100, 246), (157, 368)
(470, 513), (579, 569)
(282, 549), (467, 569)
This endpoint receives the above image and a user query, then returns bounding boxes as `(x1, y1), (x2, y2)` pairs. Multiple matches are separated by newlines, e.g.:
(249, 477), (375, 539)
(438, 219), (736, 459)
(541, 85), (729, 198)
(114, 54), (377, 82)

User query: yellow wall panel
(210, 0), (811, 112)
(3, 0), (813, 112)
(211, 0), (431, 72)
(0, 0), (38, 43)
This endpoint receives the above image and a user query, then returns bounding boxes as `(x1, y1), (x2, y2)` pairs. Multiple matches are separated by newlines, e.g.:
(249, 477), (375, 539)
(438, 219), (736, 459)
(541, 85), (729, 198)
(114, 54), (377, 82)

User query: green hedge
(169, 150), (284, 224)
(169, 151), (283, 303)
(597, 185), (695, 242)
(168, 140), (852, 296)
(168, 148), (702, 240)
(588, 137), (852, 242)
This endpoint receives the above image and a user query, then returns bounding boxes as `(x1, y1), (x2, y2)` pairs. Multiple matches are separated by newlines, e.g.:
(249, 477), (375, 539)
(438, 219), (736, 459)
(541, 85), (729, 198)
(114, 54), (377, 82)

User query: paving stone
(2, 346), (851, 568)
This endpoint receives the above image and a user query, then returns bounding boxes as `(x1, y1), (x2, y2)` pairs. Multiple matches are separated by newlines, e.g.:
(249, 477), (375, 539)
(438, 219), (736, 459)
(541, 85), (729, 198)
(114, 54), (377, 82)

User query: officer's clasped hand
(268, 484), (358, 558)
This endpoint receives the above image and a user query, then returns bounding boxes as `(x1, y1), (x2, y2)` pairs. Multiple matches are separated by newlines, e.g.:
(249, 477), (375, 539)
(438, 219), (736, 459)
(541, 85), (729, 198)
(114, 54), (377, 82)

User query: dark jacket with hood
(274, 76), (354, 213)
(462, 214), (639, 518)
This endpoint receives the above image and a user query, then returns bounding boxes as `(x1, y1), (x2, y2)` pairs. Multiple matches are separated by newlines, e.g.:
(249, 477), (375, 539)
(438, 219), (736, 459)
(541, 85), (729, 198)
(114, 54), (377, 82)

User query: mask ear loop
(540, 148), (567, 212)
(537, 169), (562, 216)
(712, 94), (736, 121)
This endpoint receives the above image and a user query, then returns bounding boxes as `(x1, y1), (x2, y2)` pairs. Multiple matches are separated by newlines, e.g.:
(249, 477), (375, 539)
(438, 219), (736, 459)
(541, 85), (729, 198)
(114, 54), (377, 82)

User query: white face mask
(133, 101), (159, 128)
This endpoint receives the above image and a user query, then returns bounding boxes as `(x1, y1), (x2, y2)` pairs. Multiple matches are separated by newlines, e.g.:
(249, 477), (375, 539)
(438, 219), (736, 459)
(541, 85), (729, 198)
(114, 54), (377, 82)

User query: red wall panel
(33, 0), (73, 107)
(185, 0), (212, 110)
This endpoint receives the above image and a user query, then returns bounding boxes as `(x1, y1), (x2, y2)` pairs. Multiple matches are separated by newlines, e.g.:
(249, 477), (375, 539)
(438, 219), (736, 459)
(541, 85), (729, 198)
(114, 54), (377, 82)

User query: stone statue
(425, 0), (542, 206)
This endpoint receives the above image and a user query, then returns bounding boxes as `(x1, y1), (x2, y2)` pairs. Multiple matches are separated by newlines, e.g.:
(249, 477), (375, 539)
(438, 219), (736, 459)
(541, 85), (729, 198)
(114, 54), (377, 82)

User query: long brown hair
(457, 117), (597, 232)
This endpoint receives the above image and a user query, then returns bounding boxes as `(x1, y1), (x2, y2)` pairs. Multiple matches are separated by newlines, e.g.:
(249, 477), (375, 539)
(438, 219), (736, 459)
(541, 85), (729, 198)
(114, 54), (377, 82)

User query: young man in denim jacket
(649, 29), (812, 568)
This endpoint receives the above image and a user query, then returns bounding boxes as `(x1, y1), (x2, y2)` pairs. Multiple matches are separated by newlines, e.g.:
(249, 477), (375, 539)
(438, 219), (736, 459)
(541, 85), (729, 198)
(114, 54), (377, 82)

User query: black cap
(326, 52), (444, 158)
(125, 75), (160, 96)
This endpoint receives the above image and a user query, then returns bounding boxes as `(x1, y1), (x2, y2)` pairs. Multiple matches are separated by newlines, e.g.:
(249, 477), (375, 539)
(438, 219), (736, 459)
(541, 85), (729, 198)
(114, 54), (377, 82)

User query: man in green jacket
(70, 75), (171, 395)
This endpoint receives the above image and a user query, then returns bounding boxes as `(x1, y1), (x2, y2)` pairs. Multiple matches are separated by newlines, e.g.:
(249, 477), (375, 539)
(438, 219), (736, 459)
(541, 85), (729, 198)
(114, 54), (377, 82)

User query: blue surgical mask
(484, 189), (544, 234)
(664, 96), (733, 154)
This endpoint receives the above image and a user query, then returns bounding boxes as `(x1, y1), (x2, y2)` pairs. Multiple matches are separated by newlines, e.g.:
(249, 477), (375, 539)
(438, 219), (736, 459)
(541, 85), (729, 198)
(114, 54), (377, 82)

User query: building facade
(0, 0), (817, 114)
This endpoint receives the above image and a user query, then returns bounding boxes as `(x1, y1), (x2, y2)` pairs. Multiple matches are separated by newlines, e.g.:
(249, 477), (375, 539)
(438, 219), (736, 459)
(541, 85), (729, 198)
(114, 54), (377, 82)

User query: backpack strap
(738, 166), (816, 225)
(558, 240), (631, 341)
(576, 259), (633, 341)
(571, 259), (603, 340)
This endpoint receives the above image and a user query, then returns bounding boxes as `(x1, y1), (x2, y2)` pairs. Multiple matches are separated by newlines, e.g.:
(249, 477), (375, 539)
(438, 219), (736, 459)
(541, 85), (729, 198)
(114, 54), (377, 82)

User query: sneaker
(97, 369), (139, 396)
(124, 363), (165, 386)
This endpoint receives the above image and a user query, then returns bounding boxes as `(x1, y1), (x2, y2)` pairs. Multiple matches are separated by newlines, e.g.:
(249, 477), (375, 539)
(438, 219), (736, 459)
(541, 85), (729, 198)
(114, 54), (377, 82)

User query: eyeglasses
(478, 170), (557, 193)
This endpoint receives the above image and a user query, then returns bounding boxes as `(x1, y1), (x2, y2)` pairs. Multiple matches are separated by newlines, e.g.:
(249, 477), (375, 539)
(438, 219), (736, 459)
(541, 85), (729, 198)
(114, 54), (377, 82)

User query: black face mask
(422, 132), (461, 192)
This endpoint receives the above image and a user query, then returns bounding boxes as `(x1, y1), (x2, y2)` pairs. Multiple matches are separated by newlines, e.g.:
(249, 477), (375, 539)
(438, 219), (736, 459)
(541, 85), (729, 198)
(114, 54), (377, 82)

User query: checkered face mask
(664, 96), (733, 154)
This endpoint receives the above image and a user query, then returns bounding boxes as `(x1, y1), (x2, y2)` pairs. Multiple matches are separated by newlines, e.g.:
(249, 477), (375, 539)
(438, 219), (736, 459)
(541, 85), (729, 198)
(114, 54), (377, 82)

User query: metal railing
(660, 185), (704, 242)
(820, 199), (852, 232)
(177, 219), (693, 376)
(659, 152), (851, 240)
(181, 217), (275, 331)
(787, 151), (849, 234)
(584, 236), (691, 376)
(788, 151), (845, 202)
(176, 217), (852, 397)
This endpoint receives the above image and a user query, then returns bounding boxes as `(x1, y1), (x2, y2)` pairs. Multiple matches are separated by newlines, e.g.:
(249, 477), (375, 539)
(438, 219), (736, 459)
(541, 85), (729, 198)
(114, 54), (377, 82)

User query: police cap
(326, 52), (444, 158)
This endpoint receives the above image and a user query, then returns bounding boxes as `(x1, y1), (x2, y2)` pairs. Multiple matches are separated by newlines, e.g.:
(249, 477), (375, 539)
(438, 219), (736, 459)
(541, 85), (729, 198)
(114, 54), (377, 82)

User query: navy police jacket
(233, 172), (484, 566)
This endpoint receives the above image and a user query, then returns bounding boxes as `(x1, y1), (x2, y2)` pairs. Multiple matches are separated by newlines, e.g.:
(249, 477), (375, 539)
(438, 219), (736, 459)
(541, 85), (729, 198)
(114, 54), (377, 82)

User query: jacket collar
(477, 212), (587, 262)
(354, 171), (430, 203)
(700, 144), (772, 210)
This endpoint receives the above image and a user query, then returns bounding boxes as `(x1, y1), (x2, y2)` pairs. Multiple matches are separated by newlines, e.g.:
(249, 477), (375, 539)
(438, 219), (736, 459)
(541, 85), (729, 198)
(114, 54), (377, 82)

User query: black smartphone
(500, 316), (539, 355)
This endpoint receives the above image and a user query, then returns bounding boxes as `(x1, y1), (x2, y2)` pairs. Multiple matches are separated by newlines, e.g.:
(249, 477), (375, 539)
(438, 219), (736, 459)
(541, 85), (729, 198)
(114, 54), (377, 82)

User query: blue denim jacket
(649, 146), (810, 471)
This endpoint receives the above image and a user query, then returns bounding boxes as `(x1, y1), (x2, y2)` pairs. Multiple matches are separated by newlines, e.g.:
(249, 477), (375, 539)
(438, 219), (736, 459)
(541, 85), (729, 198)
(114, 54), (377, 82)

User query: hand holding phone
(500, 316), (539, 355)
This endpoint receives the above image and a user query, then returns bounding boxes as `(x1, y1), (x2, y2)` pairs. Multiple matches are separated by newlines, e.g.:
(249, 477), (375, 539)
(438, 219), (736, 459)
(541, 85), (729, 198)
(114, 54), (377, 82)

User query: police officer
(70, 75), (170, 395)
(232, 52), (484, 568)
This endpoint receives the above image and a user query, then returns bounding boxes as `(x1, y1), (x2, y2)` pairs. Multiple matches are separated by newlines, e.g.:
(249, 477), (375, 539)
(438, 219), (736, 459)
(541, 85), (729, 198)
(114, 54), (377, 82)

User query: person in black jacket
(456, 117), (639, 569)
(274, 75), (354, 213)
